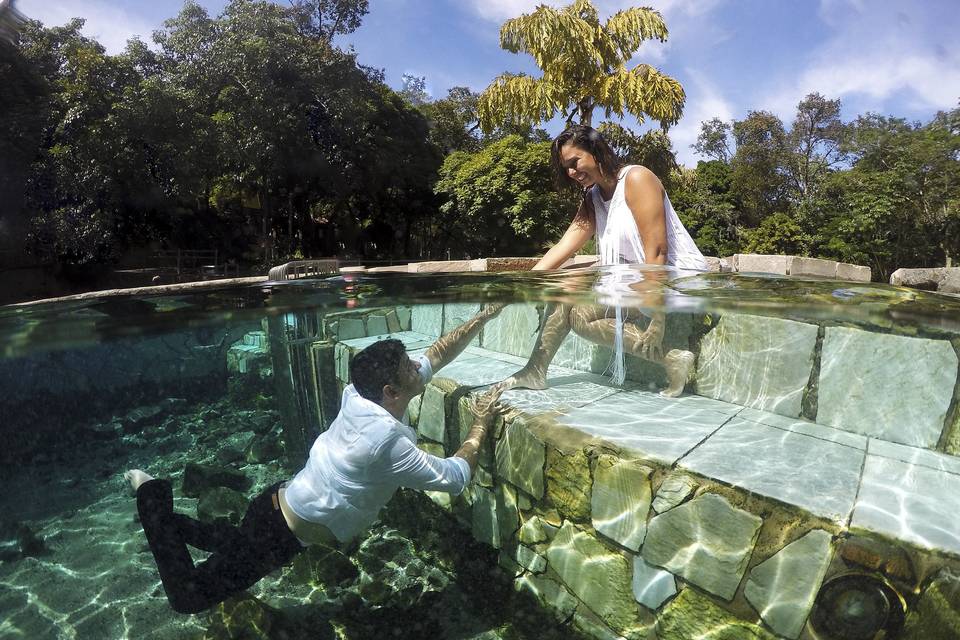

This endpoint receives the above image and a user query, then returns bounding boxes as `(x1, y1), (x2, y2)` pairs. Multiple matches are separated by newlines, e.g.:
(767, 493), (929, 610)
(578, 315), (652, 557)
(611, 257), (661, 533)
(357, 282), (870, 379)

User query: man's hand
(468, 382), (506, 428)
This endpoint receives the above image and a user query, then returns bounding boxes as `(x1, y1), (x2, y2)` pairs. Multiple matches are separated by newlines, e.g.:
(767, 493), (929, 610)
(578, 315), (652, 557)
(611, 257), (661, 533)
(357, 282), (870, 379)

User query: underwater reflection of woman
(505, 124), (706, 394)
(126, 306), (506, 614)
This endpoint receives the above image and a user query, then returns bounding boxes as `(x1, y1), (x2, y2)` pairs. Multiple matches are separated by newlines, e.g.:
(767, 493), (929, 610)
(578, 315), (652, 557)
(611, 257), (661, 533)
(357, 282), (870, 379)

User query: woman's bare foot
(660, 350), (695, 398)
(503, 367), (548, 390)
(124, 469), (154, 492)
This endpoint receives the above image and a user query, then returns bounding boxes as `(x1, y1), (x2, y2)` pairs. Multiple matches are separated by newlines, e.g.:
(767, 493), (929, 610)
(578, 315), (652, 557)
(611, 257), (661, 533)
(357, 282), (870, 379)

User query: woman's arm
(532, 197), (596, 271)
(623, 167), (668, 266)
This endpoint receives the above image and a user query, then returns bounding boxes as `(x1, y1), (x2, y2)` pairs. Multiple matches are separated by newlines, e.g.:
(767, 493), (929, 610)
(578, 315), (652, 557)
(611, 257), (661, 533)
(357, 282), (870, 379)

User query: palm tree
(477, 0), (685, 132)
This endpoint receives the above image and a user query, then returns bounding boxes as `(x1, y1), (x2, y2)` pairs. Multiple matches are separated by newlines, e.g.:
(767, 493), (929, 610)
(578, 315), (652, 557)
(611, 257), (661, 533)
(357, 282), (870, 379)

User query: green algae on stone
(514, 572), (579, 623)
(546, 521), (650, 637)
(903, 568), (960, 640)
(545, 447), (592, 522)
(204, 594), (277, 640)
(657, 588), (776, 640)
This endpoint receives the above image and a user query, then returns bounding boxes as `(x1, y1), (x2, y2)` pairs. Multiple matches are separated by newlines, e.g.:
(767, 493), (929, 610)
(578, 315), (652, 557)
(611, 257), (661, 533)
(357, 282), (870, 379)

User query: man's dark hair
(350, 339), (409, 402)
(550, 124), (621, 192)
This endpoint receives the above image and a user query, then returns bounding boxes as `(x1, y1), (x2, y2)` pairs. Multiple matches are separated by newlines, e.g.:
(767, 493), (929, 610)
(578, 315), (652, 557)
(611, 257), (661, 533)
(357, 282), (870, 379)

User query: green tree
(693, 117), (733, 163)
(730, 110), (789, 226)
(477, 0), (684, 131)
(434, 135), (575, 256)
(596, 121), (677, 188)
(670, 160), (741, 257)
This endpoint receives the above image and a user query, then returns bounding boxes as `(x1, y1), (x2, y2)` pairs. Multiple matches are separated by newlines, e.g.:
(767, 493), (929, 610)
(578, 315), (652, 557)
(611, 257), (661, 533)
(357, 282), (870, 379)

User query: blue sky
(19, 0), (960, 165)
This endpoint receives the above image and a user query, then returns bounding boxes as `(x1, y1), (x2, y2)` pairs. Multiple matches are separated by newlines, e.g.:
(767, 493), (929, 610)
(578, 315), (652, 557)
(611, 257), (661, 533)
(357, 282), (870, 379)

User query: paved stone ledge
(325, 307), (960, 640)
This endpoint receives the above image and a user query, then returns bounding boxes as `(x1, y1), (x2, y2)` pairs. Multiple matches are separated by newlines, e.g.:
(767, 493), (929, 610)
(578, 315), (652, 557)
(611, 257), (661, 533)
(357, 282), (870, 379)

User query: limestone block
(407, 260), (474, 273)
(516, 545), (547, 573)
(366, 313), (389, 336)
(418, 384), (446, 443)
(546, 522), (648, 635)
(470, 258), (487, 271)
(657, 587), (776, 640)
(546, 447), (592, 522)
(642, 493), (763, 601)
(411, 304), (444, 337)
(574, 611), (632, 640)
(385, 309), (402, 333)
(703, 256), (723, 272)
(496, 418), (546, 499)
(591, 456), (653, 551)
(696, 314), (819, 417)
(442, 303), (482, 347)
(471, 486), (500, 548)
(736, 253), (792, 275)
(396, 306), (412, 331)
(338, 317), (366, 340)
(652, 473), (697, 513)
(407, 393), (423, 428)
(514, 573), (579, 622)
(817, 328), (957, 448)
(790, 256), (838, 278)
(519, 516), (548, 545)
(480, 303), (541, 358)
(836, 261), (872, 282)
(744, 529), (833, 639)
(632, 556), (676, 611)
(497, 483), (521, 546)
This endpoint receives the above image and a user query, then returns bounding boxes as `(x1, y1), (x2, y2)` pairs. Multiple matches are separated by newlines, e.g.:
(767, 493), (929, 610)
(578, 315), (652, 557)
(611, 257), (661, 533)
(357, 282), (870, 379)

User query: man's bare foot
(660, 350), (695, 398)
(124, 469), (154, 492)
(503, 367), (548, 390)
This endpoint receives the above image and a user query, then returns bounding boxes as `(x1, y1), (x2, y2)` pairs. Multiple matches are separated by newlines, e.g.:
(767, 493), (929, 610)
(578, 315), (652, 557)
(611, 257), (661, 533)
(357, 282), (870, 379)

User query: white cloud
(670, 68), (735, 166)
(19, 0), (155, 53)
(760, 0), (959, 122)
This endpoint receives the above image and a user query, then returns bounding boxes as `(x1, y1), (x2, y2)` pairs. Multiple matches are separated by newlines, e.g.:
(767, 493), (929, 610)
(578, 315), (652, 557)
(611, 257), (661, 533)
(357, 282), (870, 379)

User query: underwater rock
(204, 593), (277, 640)
(289, 546), (359, 589)
(545, 447), (592, 522)
(496, 418), (546, 499)
(546, 521), (649, 636)
(121, 404), (164, 433)
(816, 327), (958, 448)
(657, 587), (776, 640)
(744, 529), (833, 639)
(496, 483), (521, 547)
(652, 473), (697, 513)
(182, 462), (250, 498)
(471, 486), (500, 548)
(890, 266), (960, 293)
(642, 493), (762, 601)
(480, 303), (541, 358)
(245, 436), (282, 464)
(591, 456), (652, 551)
(514, 572), (579, 623)
(197, 487), (248, 525)
(696, 314), (818, 418)
(216, 445), (245, 465)
(631, 556), (676, 611)
(518, 516), (548, 545)
(903, 568), (960, 640)
(515, 545), (547, 573)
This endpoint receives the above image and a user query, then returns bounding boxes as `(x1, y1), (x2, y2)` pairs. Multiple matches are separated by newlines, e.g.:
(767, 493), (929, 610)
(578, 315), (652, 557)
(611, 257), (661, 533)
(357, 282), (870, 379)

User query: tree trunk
(578, 98), (593, 127)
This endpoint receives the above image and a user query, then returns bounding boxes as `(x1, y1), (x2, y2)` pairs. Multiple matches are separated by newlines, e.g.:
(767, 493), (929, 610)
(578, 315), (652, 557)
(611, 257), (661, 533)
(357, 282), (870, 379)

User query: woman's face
(559, 142), (603, 188)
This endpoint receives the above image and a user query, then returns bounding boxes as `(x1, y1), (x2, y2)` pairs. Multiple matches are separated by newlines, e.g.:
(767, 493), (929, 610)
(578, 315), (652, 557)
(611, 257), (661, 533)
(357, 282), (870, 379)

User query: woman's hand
(468, 383), (506, 428)
(637, 316), (665, 361)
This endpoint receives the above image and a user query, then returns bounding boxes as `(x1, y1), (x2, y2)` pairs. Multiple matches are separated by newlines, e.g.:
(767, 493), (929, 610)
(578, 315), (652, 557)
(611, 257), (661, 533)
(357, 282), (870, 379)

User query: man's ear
(381, 383), (400, 403)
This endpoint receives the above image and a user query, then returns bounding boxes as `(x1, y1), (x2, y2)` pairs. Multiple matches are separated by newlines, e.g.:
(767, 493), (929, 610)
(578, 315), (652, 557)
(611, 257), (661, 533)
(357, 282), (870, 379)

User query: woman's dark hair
(550, 124), (621, 192)
(350, 338), (409, 402)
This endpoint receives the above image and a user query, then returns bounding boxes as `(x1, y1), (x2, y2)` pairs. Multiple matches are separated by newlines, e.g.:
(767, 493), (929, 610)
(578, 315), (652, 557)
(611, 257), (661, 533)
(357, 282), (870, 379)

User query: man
(126, 303), (505, 614)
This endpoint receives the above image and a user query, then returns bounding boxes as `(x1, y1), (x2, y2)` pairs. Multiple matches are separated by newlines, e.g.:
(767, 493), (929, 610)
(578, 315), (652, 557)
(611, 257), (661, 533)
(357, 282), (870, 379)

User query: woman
(506, 124), (706, 396)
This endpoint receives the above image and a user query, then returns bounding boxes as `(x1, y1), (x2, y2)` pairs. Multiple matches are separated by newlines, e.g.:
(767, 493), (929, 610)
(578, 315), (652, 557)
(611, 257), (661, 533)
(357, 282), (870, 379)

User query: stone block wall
(314, 303), (960, 639)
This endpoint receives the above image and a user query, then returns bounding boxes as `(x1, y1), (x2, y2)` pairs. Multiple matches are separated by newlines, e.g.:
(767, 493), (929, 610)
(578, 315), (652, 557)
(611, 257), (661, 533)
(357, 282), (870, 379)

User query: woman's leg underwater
(569, 305), (695, 397)
(504, 303), (573, 390)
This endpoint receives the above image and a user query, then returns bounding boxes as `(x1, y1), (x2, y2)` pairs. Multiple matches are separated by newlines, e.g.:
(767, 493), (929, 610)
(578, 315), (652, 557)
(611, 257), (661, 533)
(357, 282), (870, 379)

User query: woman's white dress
(587, 165), (706, 383)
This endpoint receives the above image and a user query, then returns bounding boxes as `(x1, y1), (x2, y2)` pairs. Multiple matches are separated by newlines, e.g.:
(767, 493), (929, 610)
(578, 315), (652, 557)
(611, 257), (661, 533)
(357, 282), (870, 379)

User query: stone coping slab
(338, 327), (960, 558)
(852, 455), (960, 556)
(679, 417), (864, 523)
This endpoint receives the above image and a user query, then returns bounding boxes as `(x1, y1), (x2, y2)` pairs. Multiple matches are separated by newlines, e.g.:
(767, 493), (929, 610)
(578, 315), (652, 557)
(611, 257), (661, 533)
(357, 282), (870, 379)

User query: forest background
(1, 0), (958, 294)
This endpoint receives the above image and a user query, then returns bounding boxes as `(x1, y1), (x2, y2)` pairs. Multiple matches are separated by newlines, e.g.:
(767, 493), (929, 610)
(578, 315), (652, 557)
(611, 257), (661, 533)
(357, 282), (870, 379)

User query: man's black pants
(136, 479), (304, 614)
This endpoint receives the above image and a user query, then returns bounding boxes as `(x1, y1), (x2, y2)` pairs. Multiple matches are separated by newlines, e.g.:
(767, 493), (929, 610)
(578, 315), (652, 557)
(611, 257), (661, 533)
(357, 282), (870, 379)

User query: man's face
(393, 357), (426, 400)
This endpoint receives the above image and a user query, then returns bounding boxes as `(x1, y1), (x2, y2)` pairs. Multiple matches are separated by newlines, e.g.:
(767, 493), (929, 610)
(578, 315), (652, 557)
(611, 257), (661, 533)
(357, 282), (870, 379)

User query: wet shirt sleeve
(381, 430), (470, 494)
(414, 353), (433, 385)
